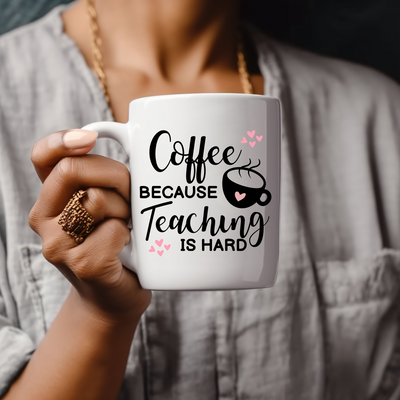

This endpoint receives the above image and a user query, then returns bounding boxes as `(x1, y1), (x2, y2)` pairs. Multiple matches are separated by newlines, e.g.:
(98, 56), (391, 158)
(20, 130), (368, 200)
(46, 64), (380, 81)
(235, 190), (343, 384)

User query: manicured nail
(62, 129), (98, 149)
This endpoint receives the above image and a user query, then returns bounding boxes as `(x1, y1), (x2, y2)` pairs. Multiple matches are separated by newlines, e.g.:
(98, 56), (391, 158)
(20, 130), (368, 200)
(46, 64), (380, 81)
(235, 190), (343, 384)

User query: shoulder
(252, 30), (400, 144)
(253, 30), (400, 252)
(0, 4), (69, 54)
(0, 5), (72, 100)
(0, 4), (97, 173)
(257, 34), (400, 116)
(0, 4), (95, 141)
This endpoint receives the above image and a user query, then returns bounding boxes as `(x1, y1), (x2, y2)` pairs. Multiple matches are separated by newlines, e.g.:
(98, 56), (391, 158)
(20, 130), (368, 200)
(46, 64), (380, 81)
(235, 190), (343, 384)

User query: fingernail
(62, 129), (98, 149)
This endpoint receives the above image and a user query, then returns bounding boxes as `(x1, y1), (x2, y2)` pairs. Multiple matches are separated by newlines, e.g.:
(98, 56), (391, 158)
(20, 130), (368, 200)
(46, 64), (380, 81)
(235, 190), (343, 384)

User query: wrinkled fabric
(0, 4), (399, 400)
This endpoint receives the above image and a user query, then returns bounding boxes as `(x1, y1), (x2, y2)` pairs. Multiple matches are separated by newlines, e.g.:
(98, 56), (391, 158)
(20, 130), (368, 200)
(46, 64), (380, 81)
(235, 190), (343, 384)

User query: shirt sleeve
(0, 26), (46, 399)
(369, 73), (400, 251)
(0, 234), (35, 397)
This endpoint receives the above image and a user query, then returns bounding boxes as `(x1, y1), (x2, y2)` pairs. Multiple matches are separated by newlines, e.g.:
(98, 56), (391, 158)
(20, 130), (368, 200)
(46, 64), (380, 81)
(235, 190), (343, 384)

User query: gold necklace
(87, 0), (254, 113)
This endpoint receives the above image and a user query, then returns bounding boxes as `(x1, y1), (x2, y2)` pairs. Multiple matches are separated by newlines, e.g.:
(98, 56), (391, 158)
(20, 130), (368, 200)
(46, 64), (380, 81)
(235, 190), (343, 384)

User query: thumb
(31, 129), (98, 182)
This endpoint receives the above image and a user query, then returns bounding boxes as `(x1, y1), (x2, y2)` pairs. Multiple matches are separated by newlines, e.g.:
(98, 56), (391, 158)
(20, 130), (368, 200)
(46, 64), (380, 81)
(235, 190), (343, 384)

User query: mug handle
(257, 189), (272, 206)
(81, 121), (137, 273)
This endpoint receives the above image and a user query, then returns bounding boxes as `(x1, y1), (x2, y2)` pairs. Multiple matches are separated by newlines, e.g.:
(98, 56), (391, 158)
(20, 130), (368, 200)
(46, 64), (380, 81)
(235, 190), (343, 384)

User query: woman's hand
(6, 130), (151, 400)
(29, 129), (151, 325)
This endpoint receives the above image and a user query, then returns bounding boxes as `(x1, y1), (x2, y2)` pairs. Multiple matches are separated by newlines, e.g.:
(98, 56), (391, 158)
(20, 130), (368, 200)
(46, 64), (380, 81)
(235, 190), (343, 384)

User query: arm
(3, 129), (151, 399)
(5, 288), (140, 400)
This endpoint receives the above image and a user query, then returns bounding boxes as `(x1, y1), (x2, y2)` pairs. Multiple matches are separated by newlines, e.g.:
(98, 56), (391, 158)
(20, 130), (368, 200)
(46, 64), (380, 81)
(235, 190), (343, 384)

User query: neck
(64, 0), (240, 83)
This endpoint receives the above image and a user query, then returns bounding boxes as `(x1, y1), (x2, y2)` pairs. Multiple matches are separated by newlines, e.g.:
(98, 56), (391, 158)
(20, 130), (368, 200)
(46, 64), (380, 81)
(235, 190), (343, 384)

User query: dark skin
(63, 0), (264, 122)
(5, 1), (263, 398)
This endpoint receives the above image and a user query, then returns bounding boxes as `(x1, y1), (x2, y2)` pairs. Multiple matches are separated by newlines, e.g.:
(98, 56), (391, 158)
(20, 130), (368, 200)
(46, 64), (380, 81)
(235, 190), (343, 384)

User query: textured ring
(58, 190), (95, 244)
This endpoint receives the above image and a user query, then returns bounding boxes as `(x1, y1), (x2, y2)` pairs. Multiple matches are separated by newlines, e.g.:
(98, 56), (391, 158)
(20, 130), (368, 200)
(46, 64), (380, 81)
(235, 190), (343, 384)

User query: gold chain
(86, 0), (254, 112)
(237, 34), (254, 95)
(87, 0), (111, 106)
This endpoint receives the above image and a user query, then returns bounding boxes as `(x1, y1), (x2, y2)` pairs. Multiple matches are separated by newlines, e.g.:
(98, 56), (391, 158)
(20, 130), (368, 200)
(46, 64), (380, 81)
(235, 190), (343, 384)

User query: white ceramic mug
(83, 93), (280, 290)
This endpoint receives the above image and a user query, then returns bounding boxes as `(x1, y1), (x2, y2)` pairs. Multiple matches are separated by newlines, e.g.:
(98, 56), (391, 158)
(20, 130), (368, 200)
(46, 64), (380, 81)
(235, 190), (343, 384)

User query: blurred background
(1, 0), (399, 83)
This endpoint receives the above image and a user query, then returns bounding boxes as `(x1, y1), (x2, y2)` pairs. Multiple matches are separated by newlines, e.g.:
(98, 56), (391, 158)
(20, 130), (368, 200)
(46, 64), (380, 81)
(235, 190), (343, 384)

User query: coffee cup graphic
(222, 160), (272, 209)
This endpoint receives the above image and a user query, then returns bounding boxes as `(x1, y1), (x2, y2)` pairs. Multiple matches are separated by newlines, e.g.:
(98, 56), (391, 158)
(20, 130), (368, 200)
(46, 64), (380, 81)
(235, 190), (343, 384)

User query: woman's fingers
(68, 218), (131, 283)
(31, 129), (98, 182)
(80, 188), (131, 224)
(32, 186), (131, 285)
(28, 131), (151, 320)
(38, 216), (131, 286)
(29, 154), (130, 221)
(29, 129), (132, 282)
(30, 186), (130, 238)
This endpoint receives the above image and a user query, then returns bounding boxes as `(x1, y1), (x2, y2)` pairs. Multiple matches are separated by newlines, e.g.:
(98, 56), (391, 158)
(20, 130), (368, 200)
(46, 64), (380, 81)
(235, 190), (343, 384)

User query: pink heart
(149, 246), (155, 252)
(155, 239), (163, 247)
(256, 135), (263, 142)
(164, 244), (171, 251)
(235, 191), (246, 201)
(241, 137), (247, 143)
(249, 141), (256, 147)
(247, 130), (255, 138)
(157, 250), (164, 256)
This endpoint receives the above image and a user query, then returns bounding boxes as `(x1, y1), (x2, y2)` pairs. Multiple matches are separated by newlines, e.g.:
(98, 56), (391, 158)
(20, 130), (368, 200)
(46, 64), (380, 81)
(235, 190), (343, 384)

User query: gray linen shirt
(0, 4), (400, 400)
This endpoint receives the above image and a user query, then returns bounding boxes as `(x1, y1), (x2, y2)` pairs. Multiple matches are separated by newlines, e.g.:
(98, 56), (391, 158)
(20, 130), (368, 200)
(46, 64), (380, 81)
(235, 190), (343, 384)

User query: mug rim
(129, 92), (278, 105)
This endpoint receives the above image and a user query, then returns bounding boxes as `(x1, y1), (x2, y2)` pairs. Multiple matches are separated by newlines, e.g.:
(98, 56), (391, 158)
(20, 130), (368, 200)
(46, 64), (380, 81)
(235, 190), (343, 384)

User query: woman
(0, 0), (399, 399)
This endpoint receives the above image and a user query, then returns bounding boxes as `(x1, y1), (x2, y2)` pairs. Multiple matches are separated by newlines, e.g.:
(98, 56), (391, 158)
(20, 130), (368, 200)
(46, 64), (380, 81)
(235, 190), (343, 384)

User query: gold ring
(58, 190), (95, 244)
